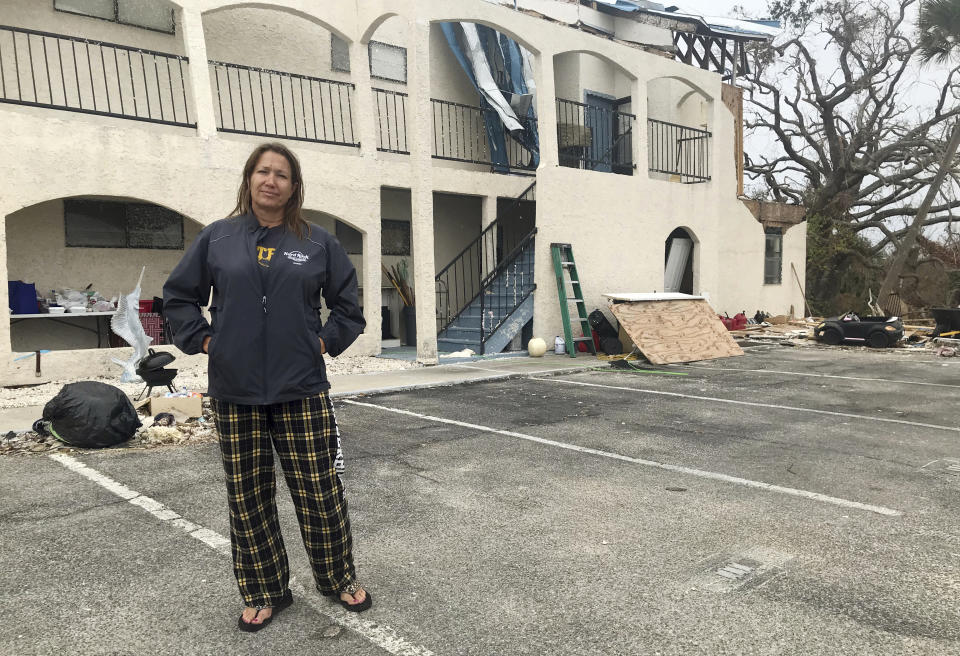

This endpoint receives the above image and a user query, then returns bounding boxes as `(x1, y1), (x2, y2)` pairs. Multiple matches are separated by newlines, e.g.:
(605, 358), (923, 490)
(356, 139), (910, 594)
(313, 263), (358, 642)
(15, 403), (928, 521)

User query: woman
(163, 143), (370, 632)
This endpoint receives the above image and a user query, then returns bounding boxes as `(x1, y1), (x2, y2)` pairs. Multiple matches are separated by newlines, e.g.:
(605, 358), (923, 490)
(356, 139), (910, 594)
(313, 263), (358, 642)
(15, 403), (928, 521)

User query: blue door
(584, 91), (614, 172)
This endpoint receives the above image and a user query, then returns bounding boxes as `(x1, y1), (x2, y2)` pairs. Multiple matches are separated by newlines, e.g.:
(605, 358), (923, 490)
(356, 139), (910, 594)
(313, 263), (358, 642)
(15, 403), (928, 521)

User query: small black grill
(135, 348), (178, 400)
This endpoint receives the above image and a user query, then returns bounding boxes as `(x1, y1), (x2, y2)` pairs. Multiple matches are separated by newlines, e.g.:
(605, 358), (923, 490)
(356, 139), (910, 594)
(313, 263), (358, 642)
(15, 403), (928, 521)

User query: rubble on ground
(1, 397), (219, 456)
(2, 353), (422, 455)
(729, 316), (953, 354)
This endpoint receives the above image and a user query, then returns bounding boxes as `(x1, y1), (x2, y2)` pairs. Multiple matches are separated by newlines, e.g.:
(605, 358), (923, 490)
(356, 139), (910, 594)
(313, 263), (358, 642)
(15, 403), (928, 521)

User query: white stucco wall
(0, 0), (805, 382)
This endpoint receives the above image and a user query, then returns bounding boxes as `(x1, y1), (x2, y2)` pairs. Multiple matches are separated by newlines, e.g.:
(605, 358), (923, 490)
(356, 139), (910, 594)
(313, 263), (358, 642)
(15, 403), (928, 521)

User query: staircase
(435, 183), (537, 355)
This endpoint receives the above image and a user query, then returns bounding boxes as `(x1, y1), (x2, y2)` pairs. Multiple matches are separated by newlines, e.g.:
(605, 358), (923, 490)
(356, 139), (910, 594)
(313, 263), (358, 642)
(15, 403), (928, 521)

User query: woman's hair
(231, 142), (309, 239)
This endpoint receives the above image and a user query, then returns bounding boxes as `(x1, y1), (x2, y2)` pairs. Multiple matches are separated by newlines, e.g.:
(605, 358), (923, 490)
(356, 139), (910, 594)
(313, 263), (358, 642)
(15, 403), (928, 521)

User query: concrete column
(709, 83), (723, 191)
(407, 16), (438, 364)
(349, 38), (379, 158)
(360, 209), (383, 355)
(481, 194), (499, 230)
(0, 208), (11, 361)
(180, 8), (217, 137)
(534, 51), (558, 169)
(631, 76), (648, 180)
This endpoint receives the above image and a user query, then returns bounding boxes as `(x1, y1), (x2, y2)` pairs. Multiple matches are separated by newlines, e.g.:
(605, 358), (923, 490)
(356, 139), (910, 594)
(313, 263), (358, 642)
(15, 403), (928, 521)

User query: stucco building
(0, 0), (806, 383)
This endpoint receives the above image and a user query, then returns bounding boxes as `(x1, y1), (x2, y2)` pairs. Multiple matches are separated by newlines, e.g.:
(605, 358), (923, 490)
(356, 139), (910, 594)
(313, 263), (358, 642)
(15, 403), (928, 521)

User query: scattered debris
(152, 412), (176, 427)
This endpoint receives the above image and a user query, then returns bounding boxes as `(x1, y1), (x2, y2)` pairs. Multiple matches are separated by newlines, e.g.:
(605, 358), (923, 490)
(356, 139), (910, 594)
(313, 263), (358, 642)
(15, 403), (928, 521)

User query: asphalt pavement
(2, 346), (959, 655)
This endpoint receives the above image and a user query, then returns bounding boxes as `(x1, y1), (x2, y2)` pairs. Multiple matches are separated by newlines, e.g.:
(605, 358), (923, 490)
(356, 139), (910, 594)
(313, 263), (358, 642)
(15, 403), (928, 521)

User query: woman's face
(249, 151), (296, 216)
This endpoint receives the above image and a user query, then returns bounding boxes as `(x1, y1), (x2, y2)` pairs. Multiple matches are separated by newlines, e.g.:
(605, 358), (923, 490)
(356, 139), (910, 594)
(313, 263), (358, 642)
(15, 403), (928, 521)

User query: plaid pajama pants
(210, 392), (357, 607)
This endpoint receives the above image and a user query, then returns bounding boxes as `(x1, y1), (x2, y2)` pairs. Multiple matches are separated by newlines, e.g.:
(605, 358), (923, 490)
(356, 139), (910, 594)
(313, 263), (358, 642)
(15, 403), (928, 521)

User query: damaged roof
(589, 0), (780, 41)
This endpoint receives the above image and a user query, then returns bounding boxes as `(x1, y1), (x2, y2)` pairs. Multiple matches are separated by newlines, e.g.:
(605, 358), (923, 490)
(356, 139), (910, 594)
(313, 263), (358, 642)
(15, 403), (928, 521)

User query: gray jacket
(162, 213), (365, 405)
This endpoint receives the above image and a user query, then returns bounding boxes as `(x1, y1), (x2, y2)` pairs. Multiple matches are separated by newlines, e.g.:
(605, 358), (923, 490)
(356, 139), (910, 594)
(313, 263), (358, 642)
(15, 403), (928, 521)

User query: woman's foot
(237, 590), (293, 632)
(321, 583), (373, 612)
(239, 606), (272, 626)
(340, 587), (367, 607)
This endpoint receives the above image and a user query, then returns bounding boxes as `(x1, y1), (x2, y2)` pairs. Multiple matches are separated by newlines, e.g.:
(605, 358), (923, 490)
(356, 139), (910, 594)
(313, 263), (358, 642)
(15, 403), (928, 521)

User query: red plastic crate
(109, 312), (166, 347)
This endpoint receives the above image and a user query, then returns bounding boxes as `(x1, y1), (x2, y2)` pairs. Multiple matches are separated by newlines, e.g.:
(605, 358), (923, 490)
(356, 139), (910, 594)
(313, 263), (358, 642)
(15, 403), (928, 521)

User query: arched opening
(300, 208), (373, 331)
(554, 50), (635, 175)
(664, 227), (697, 295)
(5, 196), (203, 352)
(647, 76), (713, 184)
(202, 5), (358, 146)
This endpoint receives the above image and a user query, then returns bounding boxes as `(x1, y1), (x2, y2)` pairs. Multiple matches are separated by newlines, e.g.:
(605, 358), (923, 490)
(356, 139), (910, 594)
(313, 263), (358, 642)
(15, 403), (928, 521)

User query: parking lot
(2, 346), (960, 655)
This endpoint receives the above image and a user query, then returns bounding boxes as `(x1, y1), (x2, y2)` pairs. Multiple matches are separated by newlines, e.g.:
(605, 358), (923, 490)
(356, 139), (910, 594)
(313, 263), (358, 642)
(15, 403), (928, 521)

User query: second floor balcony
(0, 22), (713, 185)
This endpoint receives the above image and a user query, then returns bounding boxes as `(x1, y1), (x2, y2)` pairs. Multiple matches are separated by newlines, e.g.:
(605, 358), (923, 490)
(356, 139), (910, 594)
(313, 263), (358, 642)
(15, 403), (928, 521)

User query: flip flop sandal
(320, 583), (373, 613)
(238, 589), (294, 632)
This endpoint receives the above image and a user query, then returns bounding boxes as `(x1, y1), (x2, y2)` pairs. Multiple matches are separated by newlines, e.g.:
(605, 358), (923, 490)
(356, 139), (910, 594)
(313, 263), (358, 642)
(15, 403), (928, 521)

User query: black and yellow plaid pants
(211, 392), (356, 607)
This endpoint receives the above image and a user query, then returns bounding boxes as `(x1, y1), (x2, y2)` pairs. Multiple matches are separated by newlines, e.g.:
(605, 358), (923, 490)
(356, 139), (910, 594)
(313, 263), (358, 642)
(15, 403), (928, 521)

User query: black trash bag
(42, 381), (142, 448)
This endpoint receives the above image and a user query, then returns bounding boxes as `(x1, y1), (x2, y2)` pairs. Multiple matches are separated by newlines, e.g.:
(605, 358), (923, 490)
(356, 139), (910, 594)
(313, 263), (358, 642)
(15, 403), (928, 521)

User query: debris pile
(1, 398), (219, 456)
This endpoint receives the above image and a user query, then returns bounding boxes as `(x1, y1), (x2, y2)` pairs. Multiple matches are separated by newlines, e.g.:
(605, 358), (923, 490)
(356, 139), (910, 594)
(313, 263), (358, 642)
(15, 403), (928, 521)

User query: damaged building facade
(0, 0), (805, 382)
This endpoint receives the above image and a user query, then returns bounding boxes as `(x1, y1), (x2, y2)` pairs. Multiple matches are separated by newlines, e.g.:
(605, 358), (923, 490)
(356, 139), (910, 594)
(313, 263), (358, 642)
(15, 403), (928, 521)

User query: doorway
(664, 227), (695, 294)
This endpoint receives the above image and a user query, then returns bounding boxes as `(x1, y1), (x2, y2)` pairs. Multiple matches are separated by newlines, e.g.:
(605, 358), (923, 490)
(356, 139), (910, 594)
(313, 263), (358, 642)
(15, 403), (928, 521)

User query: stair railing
(478, 228), (537, 352)
(435, 181), (536, 333)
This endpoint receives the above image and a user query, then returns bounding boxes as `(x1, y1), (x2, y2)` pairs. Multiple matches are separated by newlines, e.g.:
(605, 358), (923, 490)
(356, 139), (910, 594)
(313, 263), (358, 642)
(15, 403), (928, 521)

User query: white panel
(663, 238), (693, 293)
(369, 41), (406, 83)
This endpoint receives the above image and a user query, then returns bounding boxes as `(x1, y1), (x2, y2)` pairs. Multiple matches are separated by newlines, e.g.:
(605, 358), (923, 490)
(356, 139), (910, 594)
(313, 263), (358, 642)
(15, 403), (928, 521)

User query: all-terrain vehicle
(814, 313), (904, 348)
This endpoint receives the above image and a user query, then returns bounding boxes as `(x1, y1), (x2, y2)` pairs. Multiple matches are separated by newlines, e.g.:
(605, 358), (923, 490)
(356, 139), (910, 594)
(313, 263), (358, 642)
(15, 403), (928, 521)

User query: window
(335, 219), (410, 256)
(369, 41), (407, 83)
(54, 0), (176, 34)
(331, 34), (351, 73)
(65, 199), (184, 249)
(764, 227), (783, 285)
(381, 219), (410, 256)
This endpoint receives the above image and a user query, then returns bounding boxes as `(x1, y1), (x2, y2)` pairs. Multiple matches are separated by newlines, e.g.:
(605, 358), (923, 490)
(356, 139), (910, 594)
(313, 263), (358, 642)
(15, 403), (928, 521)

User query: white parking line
(342, 399), (902, 517)
(536, 378), (960, 433)
(669, 364), (960, 390)
(48, 452), (434, 656)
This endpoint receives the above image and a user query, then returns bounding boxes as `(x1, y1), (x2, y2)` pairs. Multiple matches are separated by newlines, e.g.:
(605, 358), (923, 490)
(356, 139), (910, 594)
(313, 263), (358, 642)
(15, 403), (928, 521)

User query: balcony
(1, 25), (713, 184)
(0, 24), (193, 127)
(210, 60), (358, 147)
(647, 117), (711, 184)
(556, 97), (635, 175)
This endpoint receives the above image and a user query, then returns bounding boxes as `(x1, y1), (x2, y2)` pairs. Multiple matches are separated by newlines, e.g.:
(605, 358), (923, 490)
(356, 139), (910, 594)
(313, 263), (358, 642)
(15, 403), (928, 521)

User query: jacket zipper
(247, 222), (268, 403)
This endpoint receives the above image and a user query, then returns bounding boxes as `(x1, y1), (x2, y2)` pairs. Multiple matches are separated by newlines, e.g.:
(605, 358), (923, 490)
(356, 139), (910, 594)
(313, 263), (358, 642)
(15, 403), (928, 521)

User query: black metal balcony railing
(556, 98), (634, 174)
(431, 98), (537, 173)
(0, 25), (193, 127)
(648, 117), (711, 183)
(210, 60), (358, 147)
(373, 87), (408, 154)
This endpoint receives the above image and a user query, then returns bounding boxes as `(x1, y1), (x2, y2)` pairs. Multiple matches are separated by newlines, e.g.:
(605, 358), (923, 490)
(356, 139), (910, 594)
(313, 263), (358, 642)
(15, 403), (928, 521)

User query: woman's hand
(319, 337), (326, 355)
(202, 335), (211, 354)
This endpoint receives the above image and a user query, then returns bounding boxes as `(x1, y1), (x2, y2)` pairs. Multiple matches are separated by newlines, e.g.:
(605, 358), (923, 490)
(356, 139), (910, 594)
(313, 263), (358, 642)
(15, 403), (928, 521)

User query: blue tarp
(440, 22), (540, 172)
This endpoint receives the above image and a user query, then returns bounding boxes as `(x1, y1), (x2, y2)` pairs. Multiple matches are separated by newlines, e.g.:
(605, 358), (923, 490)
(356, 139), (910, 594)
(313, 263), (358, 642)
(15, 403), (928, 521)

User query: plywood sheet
(610, 299), (743, 365)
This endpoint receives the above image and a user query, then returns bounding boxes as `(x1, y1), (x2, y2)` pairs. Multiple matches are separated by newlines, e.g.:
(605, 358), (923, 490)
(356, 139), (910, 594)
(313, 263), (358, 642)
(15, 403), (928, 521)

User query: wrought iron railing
(373, 87), (408, 154)
(430, 97), (537, 173)
(647, 117), (711, 183)
(210, 60), (357, 147)
(478, 232), (536, 352)
(0, 25), (193, 127)
(436, 181), (537, 334)
(556, 98), (634, 174)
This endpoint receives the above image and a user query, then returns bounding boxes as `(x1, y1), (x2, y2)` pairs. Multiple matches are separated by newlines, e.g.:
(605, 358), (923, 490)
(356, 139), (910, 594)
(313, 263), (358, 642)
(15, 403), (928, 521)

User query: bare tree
(744, 0), (960, 309)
